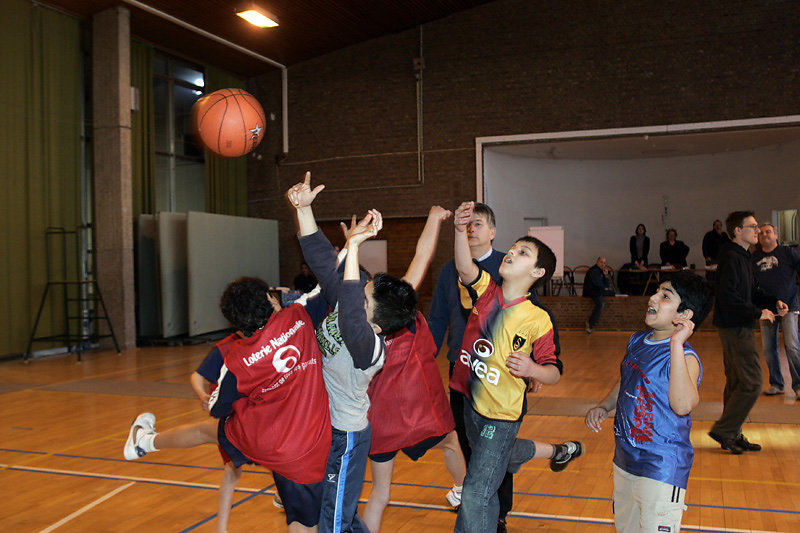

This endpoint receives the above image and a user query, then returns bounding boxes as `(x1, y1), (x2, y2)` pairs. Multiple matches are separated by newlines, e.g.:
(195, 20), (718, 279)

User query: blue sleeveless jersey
(613, 331), (701, 489)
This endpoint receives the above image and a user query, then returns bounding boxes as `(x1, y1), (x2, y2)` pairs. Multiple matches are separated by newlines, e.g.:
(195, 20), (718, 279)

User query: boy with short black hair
(450, 202), (581, 533)
(124, 276), (331, 533)
(585, 271), (713, 532)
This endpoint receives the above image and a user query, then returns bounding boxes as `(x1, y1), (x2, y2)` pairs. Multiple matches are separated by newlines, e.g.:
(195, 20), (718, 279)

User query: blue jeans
(760, 311), (800, 391)
(588, 295), (605, 328)
(455, 403), (524, 533)
(319, 426), (371, 533)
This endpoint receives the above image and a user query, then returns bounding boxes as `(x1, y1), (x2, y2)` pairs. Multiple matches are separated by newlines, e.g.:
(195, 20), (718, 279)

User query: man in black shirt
(702, 219), (730, 266)
(708, 211), (787, 454)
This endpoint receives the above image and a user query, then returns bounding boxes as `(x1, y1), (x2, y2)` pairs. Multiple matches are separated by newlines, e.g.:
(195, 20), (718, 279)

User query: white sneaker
(445, 485), (462, 508)
(123, 412), (156, 460)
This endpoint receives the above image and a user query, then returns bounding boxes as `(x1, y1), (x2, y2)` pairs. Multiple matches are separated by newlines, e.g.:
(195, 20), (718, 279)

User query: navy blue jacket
(428, 250), (504, 363)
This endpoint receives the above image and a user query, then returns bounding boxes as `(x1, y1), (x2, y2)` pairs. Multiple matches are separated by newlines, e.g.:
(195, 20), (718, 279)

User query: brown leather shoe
(708, 431), (744, 454)
(735, 434), (762, 452)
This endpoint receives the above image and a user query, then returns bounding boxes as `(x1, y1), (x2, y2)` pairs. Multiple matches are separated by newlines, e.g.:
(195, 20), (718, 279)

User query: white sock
(138, 431), (159, 453)
(452, 484), (462, 493)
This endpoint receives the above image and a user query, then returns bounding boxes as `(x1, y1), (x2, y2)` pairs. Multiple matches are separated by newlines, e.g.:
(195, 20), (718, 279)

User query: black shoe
(550, 441), (583, 472)
(708, 431), (744, 454)
(497, 518), (507, 533)
(735, 434), (761, 452)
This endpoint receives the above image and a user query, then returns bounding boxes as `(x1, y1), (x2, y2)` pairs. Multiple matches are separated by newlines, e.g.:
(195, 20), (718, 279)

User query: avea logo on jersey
(459, 338), (500, 385)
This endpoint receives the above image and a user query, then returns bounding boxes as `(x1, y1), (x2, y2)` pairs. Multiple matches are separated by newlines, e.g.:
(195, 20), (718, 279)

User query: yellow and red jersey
(451, 268), (560, 421)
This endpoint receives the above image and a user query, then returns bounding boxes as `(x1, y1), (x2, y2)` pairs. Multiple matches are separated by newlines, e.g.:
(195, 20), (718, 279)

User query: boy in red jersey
(450, 202), (582, 533)
(361, 205), (468, 533)
(189, 291), (284, 532)
(124, 277), (331, 533)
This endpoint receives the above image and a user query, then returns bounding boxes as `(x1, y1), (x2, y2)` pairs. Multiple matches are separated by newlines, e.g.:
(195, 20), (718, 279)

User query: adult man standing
(428, 203), (510, 532)
(753, 223), (800, 397)
(708, 211), (787, 454)
(702, 219), (730, 266)
(583, 256), (616, 334)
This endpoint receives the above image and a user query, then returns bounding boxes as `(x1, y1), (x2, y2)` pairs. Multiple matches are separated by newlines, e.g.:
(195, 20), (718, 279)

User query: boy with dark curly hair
(124, 276), (331, 533)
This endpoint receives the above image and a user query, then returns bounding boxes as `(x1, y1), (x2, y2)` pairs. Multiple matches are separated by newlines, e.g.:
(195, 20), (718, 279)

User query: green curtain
(131, 41), (155, 219)
(204, 67), (248, 216)
(0, 0), (82, 356)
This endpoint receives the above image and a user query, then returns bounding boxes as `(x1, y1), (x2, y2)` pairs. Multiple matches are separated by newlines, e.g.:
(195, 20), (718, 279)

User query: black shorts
(369, 433), (447, 463)
(216, 417), (252, 468)
(273, 471), (324, 527)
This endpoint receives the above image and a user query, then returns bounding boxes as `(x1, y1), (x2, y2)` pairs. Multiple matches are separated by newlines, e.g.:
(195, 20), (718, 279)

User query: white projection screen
(186, 211), (279, 336)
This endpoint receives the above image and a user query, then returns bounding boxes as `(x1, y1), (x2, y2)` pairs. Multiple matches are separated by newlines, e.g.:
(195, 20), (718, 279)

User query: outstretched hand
(670, 316), (695, 344)
(428, 205), (453, 223)
(340, 214), (359, 241)
(287, 171), (325, 209)
(347, 209), (383, 247)
(454, 201), (473, 233)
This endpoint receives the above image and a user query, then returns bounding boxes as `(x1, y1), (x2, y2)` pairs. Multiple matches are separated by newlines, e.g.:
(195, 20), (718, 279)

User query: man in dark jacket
(708, 211), (788, 454)
(583, 256), (616, 334)
(702, 219), (730, 266)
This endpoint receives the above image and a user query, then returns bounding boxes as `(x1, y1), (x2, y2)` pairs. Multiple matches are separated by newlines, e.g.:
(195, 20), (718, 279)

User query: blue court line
(5, 463), (794, 531)
(178, 483), (276, 532)
(4, 447), (798, 517)
(0, 447), (271, 476)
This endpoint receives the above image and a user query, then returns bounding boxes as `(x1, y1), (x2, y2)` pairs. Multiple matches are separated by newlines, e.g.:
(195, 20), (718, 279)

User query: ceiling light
(236, 3), (279, 28)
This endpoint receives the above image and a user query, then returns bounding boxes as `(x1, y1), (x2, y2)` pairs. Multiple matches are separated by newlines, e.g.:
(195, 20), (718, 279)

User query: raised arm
(454, 201), (479, 284)
(403, 206), (452, 290)
(287, 171), (325, 237)
(288, 172), (340, 307)
(339, 210), (384, 370)
(668, 317), (701, 415)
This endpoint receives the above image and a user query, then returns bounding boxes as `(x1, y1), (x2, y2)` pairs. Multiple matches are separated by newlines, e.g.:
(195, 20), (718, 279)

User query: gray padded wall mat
(136, 214), (160, 338)
(186, 211), (279, 336)
(157, 212), (188, 338)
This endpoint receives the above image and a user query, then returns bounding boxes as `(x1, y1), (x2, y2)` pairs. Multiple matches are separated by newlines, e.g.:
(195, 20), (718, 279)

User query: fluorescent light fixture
(236, 3), (279, 28)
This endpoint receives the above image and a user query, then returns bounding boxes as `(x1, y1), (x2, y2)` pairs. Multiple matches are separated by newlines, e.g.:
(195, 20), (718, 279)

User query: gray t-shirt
(316, 304), (384, 431)
(299, 230), (386, 432)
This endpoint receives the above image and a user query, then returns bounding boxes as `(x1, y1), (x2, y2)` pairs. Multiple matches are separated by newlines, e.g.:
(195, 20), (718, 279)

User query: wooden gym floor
(1, 330), (799, 532)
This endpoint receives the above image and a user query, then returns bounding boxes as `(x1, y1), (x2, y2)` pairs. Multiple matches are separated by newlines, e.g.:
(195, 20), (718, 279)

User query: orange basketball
(192, 88), (266, 158)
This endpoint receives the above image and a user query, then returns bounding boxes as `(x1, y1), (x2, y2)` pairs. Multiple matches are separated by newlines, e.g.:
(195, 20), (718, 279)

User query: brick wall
(541, 296), (716, 331)
(246, 0), (800, 286)
(315, 217), (438, 310)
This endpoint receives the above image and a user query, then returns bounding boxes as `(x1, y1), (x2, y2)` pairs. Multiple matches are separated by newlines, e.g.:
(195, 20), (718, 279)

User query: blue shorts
(273, 471), (324, 527)
(369, 433), (448, 463)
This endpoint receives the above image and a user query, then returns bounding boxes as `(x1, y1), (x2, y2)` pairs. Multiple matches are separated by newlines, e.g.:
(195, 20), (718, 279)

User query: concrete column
(92, 7), (135, 349)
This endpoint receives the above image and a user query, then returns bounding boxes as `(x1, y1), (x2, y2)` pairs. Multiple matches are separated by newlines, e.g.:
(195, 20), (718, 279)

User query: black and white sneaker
(123, 412), (155, 460)
(550, 441), (583, 472)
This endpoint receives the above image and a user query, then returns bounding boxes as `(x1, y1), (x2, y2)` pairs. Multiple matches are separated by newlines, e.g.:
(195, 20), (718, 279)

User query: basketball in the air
(192, 88), (266, 158)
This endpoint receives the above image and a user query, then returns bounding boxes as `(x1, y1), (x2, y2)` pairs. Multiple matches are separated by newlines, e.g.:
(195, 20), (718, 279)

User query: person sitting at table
(583, 256), (616, 334)
(629, 223), (650, 268)
(660, 228), (690, 268)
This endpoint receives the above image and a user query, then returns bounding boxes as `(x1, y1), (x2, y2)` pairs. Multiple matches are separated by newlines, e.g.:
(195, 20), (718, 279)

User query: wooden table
(617, 266), (714, 295)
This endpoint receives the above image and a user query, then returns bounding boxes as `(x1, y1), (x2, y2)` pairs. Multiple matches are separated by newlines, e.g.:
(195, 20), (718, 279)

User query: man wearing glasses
(708, 211), (788, 454)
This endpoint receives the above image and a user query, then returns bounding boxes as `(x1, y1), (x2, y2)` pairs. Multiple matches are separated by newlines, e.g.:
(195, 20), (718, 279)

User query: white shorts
(613, 463), (687, 533)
